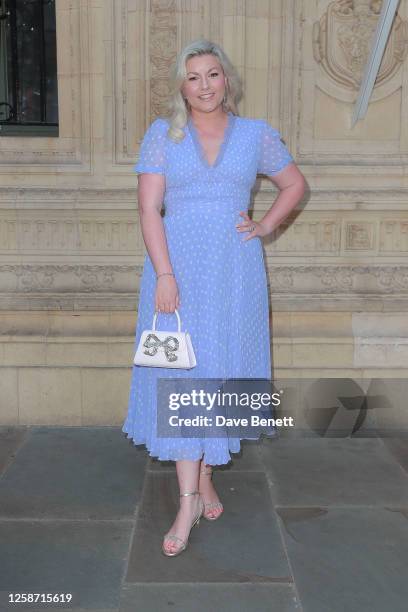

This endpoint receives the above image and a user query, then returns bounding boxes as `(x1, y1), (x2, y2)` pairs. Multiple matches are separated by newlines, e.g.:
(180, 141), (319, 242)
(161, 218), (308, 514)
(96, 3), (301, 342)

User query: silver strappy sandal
(200, 466), (224, 521)
(162, 490), (203, 557)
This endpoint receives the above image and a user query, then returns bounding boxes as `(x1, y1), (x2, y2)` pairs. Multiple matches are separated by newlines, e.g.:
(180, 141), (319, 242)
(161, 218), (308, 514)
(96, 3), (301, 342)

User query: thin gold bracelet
(157, 272), (175, 279)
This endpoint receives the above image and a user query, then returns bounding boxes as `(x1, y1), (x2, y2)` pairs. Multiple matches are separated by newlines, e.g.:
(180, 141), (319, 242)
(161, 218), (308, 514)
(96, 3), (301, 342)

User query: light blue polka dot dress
(122, 111), (294, 465)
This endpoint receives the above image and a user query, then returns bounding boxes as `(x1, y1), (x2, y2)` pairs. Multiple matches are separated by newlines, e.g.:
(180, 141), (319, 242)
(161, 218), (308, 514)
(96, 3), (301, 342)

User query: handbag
(133, 308), (197, 369)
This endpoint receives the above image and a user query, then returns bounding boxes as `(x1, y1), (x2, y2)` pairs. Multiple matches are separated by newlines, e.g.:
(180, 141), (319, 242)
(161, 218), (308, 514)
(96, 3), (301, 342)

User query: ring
(249, 225), (255, 232)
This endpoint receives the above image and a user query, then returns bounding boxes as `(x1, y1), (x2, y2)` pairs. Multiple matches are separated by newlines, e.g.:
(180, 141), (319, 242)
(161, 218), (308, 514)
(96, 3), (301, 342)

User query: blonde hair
(162, 39), (243, 143)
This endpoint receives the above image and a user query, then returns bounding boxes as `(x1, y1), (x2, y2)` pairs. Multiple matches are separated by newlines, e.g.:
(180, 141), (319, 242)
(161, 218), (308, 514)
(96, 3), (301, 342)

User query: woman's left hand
(236, 211), (270, 242)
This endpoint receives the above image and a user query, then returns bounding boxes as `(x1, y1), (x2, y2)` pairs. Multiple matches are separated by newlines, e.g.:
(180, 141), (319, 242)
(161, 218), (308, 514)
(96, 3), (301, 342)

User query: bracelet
(157, 272), (175, 280)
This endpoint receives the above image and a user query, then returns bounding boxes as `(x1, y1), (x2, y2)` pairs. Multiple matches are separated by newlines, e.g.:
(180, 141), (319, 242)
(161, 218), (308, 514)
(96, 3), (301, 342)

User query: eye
(188, 76), (196, 80)
(210, 72), (218, 77)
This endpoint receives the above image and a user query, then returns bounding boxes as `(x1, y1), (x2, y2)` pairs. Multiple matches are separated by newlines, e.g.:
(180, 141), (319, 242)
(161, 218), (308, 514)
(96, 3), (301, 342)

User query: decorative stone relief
(380, 220), (408, 252)
(313, 0), (408, 101)
(0, 265), (143, 293)
(0, 216), (141, 253)
(0, 264), (407, 297)
(149, 0), (177, 119)
(345, 222), (375, 250)
(267, 265), (408, 294)
(1, 209), (408, 256)
(271, 220), (340, 253)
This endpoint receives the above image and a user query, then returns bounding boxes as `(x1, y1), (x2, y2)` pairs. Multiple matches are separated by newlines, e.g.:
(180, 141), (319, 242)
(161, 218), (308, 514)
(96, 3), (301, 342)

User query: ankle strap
(179, 490), (199, 497)
(200, 468), (212, 475)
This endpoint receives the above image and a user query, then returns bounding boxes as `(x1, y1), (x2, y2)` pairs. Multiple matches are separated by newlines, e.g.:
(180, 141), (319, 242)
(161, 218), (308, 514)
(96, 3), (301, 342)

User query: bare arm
(259, 162), (306, 233)
(137, 173), (172, 275)
(137, 173), (180, 313)
(237, 162), (307, 239)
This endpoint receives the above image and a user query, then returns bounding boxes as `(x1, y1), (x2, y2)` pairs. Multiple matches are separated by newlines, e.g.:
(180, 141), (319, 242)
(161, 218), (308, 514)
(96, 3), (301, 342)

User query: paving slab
(1, 426), (405, 612)
(259, 437), (408, 506)
(277, 506), (408, 612)
(0, 520), (131, 610)
(379, 437), (408, 474)
(120, 583), (301, 612)
(0, 426), (29, 474)
(0, 427), (146, 519)
(125, 471), (291, 583)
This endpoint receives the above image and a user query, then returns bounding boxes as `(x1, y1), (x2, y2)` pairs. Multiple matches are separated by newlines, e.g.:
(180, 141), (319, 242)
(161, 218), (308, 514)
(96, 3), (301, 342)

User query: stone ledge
(1, 335), (407, 369)
(0, 310), (355, 337)
(0, 335), (355, 368)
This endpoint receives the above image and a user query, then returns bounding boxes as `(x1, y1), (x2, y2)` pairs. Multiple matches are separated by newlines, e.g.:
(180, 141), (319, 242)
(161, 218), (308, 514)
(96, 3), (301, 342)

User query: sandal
(162, 490), (203, 557)
(200, 466), (224, 521)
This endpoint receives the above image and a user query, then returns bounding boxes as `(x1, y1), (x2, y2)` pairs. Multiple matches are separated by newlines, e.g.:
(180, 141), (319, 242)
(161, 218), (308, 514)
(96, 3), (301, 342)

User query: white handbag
(133, 308), (197, 369)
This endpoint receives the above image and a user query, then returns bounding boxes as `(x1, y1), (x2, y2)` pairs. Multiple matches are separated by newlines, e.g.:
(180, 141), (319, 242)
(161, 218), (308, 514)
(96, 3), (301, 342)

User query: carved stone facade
(313, 0), (408, 93)
(0, 0), (407, 426)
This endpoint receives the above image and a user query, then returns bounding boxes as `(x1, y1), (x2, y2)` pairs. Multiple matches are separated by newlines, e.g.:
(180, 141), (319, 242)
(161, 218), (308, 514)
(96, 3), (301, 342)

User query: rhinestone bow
(143, 333), (179, 362)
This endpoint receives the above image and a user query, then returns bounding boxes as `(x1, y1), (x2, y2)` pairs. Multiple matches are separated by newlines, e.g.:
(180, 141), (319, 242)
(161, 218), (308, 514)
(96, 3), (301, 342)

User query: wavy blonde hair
(162, 39), (243, 143)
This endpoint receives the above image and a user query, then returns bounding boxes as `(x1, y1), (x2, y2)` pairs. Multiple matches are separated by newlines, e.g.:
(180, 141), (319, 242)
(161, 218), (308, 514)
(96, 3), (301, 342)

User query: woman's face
(182, 54), (227, 114)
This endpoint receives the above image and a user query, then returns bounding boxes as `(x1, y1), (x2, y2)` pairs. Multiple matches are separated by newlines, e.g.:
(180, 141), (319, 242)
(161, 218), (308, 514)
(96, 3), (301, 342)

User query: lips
(199, 93), (214, 100)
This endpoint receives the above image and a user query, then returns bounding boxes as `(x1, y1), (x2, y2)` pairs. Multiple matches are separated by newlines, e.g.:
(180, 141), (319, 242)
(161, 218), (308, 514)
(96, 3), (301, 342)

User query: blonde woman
(122, 39), (306, 557)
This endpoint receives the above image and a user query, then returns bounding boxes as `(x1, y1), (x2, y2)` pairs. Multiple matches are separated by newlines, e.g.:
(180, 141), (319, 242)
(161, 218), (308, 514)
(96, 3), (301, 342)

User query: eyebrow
(187, 67), (220, 75)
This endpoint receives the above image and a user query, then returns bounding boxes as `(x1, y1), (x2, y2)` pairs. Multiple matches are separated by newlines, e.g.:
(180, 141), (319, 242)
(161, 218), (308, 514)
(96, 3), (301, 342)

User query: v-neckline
(187, 111), (235, 170)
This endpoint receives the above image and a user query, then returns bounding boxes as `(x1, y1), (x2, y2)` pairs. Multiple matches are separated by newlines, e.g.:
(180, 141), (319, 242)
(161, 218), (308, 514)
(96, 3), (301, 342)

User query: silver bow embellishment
(143, 333), (179, 362)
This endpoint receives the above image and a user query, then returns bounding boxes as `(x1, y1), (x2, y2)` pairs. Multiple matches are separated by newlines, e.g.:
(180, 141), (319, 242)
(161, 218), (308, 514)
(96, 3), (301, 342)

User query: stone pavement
(0, 426), (407, 612)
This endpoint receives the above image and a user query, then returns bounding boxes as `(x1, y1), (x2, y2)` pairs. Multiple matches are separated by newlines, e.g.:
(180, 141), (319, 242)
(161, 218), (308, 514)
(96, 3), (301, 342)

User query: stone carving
(372, 266), (408, 290)
(345, 222), (374, 249)
(313, 0), (408, 91)
(150, 0), (177, 118)
(270, 220), (339, 252)
(267, 265), (408, 294)
(0, 265), (142, 293)
(1, 213), (408, 255)
(0, 217), (140, 252)
(0, 264), (407, 296)
(380, 220), (408, 252)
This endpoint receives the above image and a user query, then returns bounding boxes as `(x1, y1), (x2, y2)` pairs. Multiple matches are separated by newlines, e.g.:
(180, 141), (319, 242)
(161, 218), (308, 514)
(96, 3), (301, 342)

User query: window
(0, 0), (58, 136)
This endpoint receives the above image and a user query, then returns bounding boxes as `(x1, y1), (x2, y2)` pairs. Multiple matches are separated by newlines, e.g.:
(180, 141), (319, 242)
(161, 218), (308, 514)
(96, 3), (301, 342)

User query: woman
(122, 39), (306, 557)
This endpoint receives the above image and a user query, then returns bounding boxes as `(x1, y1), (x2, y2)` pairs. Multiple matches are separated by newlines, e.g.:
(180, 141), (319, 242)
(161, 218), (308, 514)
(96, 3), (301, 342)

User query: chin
(198, 101), (221, 109)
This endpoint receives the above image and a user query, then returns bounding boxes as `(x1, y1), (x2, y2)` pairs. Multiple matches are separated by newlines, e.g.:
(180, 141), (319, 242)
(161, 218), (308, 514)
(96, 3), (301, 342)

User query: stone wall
(0, 0), (407, 426)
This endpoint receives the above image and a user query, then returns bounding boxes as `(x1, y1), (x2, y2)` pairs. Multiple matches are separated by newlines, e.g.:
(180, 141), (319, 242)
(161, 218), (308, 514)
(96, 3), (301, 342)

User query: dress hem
(121, 426), (278, 466)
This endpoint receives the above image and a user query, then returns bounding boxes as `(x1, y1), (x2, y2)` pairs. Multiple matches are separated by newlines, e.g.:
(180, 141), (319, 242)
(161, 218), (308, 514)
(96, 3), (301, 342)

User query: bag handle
(152, 308), (181, 332)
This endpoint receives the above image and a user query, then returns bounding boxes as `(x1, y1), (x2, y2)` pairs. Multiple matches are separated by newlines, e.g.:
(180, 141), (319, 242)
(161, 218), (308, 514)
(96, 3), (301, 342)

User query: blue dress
(122, 111), (294, 465)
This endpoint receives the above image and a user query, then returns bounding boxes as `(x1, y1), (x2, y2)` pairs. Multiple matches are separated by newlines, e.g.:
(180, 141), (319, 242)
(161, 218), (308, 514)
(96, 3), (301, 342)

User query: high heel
(162, 490), (204, 557)
(200, 466), (224, 521)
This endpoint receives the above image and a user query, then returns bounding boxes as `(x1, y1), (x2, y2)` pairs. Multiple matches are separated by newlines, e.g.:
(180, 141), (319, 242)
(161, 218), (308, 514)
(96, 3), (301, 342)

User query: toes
(208, 507), (223, 519)
(163, 539), (176, 553)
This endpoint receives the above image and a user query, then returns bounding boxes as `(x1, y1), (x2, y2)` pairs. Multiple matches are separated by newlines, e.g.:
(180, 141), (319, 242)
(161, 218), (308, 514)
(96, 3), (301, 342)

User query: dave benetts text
(168, 415), (294, 427)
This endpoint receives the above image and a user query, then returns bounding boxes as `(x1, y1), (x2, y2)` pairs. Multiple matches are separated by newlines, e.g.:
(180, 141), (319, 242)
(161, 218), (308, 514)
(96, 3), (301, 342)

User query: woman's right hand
(155, 275), (180, 313)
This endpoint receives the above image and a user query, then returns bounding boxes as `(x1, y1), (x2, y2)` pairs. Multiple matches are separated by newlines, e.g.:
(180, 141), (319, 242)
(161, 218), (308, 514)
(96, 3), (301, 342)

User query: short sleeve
(257, 120), (294, 176)
(133, 118), (167, 175)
